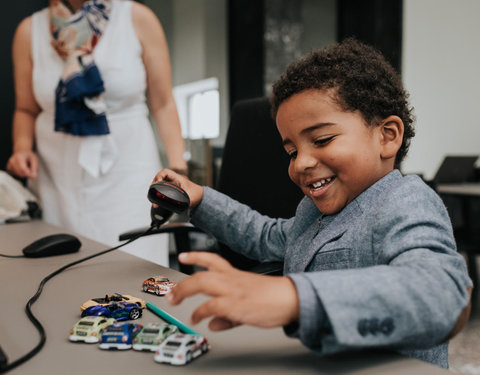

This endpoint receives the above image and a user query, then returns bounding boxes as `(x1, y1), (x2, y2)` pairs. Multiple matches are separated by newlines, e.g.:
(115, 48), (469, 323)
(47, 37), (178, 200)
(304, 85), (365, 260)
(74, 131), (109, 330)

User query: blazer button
(368, 318), (380, 335)
(380, 317), (395, 335)
(357, 319), (367, 337)
(357, 319), (369, 336)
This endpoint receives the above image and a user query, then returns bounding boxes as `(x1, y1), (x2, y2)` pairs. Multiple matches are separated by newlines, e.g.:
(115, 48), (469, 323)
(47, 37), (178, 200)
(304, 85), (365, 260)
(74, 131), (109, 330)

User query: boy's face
(276, 89), (392, 215)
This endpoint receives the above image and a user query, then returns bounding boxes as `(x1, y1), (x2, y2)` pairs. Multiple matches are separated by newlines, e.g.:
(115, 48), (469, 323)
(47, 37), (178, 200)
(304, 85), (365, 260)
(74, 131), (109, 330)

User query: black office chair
(208, 97), (304, 273)
(119, 97), (304, 275)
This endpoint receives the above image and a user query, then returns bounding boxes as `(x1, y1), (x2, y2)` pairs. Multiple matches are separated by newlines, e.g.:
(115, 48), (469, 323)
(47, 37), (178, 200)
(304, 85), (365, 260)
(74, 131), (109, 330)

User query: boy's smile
(276, 89), (395, 215)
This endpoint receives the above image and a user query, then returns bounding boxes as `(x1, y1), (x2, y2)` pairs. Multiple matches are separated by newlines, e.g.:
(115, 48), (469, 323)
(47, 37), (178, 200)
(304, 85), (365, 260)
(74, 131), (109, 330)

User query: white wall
(402, 0), (480, 179)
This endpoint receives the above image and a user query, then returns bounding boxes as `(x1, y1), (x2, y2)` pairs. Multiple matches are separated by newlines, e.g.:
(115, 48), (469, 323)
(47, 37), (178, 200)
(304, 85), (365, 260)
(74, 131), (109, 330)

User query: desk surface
(437, 183), (480, 197)
(0, 221), (448, 374)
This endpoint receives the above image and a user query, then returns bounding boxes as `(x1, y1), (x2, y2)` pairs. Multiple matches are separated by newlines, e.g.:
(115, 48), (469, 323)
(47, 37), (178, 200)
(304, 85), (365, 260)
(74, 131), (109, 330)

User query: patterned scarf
(50, 0), (112, 136)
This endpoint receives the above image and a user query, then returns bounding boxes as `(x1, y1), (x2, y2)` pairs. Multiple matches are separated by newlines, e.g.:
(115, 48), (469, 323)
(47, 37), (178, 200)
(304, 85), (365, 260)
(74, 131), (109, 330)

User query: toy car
(132, 322), (178, 352)
(80, 293), (146, 311)
(81, 302), (142, 321)
(99, 322), (143, 350)
(69, 316), (117, 343)
(154, 333), (209, 365)
(142, 276), (176, 296)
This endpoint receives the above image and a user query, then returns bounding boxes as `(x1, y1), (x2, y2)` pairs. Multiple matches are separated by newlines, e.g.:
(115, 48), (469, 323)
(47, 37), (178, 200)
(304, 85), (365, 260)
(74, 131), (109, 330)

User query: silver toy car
(154, 333), (209, 365)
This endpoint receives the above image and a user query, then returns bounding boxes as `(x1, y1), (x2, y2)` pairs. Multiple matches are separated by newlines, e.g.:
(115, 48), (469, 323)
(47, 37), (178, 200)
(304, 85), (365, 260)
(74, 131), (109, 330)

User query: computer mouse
(22, 234), (82, 258)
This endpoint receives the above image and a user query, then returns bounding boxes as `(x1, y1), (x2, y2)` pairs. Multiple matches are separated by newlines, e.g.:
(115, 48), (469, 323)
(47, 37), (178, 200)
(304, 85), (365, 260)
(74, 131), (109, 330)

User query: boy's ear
(379, 115), (404, 160)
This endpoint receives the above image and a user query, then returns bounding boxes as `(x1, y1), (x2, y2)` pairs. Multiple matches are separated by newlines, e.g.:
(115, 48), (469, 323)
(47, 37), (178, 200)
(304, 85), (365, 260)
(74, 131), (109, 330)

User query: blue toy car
(81, 302), (142, 321)
(99, 322), (143, 350)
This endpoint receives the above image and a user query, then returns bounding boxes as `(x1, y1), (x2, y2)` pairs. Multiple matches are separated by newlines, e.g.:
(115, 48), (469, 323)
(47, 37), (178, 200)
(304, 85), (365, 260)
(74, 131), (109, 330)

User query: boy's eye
(287, 150), (297, 160)
(314, 136), (334, 146)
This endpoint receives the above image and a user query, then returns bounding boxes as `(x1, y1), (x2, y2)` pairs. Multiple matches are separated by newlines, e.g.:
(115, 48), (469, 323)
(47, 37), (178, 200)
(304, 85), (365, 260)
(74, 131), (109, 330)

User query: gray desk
(437, 183), (480, 197)
(0, 221), (448, 374)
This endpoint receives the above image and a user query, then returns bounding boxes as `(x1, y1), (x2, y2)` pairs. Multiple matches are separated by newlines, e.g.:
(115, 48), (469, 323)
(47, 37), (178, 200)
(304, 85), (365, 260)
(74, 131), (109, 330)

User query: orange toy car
(142, 276), (176, 296)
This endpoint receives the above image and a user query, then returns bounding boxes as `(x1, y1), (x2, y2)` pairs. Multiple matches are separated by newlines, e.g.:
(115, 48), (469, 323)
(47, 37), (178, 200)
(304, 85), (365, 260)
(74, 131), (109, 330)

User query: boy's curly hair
(271, 38), (415, 167)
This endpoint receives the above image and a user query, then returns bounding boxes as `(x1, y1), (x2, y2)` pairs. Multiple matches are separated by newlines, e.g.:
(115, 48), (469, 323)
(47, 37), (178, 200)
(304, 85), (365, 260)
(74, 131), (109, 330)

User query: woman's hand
(153, 168), (204, 209)
(6, 151), (38, 179)
(166, 252), (300, 331)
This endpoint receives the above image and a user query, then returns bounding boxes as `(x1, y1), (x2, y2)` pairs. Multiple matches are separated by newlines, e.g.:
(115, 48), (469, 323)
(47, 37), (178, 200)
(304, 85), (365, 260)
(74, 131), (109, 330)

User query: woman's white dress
(30, 0), (168, 265)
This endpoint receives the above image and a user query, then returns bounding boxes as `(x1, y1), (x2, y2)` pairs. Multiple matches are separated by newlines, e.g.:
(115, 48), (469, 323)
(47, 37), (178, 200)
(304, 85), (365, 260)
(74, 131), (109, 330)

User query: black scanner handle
(148, 182), (190, 227)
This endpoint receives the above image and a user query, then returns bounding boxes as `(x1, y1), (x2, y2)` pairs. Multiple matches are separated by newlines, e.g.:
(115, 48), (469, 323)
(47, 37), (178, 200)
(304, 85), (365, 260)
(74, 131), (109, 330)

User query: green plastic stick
(146, 302), (200, 335)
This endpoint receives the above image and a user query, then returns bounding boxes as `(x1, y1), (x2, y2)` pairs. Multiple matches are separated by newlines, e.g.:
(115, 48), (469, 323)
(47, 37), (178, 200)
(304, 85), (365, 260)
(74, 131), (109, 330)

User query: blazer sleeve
(286, 183), (472, 354)
(190, 187), (294, 262)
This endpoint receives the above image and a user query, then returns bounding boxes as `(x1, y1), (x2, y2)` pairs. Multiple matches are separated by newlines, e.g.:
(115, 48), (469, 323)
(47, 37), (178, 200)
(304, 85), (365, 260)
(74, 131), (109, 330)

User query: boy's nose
(293, 152), (318, 172)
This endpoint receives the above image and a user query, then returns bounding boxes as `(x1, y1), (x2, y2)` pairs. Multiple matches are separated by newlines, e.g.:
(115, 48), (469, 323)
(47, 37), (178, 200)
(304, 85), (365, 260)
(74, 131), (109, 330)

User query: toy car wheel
(155, 287), (160, 296)
(186, 351), (192, 363)
(129, 308), (141, 320)
(143, 285), (148, 292)
(201, 342), (208, 353)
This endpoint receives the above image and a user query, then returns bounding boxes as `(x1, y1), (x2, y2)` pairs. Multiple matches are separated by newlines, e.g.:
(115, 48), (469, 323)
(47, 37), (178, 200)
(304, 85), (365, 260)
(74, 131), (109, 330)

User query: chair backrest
(215, 97), (304, 270)
(217, 97), (303, 217)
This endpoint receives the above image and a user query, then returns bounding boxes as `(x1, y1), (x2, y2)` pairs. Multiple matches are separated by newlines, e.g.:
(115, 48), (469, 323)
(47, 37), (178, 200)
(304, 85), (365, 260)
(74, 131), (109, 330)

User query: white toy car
(69, 316), (116, 343)
(154, 333), (209, 365)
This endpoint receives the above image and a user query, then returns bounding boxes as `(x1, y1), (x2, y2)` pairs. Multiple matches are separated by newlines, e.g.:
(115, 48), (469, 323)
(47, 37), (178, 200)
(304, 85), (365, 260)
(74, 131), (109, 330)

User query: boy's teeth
(312, 177), (331, 188)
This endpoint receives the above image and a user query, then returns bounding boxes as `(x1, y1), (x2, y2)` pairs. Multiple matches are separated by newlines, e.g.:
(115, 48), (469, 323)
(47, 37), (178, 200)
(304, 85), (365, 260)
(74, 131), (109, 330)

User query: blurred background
(2, 0), (479, 185)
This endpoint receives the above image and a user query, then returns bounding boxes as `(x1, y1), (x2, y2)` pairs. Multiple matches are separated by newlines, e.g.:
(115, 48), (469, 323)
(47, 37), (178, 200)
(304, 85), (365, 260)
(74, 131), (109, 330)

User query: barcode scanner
(147, 181), (190, 227)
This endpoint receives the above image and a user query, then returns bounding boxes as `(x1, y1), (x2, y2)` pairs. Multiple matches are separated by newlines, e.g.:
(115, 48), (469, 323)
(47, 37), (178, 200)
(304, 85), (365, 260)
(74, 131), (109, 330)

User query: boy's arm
(152, 169), (296, 263)
(286, 185), (472, 354)
(190, 186), (294, 263)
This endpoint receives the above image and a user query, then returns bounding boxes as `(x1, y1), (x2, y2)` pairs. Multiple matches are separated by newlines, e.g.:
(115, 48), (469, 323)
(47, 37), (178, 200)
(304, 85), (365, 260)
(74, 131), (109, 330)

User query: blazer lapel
(287, 199), (362, 273)
(285, 171), (402, 274)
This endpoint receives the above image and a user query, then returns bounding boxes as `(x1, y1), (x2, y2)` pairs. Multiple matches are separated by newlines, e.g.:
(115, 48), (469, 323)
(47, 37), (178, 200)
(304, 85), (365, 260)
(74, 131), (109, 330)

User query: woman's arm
(7, 17), (41, 178)
(131, 3), (187, 173)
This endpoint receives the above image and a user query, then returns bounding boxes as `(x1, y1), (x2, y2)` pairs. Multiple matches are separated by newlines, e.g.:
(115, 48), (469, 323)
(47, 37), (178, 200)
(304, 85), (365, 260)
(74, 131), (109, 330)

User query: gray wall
(402, 0), (480, 179)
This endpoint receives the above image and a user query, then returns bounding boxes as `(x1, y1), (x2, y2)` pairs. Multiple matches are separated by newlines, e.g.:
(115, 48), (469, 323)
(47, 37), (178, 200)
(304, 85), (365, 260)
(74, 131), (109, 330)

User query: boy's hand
(152, 168), (204, 208)
(166, 252), (300, 331)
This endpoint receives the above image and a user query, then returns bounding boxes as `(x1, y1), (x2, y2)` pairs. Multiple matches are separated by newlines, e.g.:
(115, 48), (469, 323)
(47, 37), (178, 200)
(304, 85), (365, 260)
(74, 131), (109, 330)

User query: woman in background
(6, 0), (185, 264)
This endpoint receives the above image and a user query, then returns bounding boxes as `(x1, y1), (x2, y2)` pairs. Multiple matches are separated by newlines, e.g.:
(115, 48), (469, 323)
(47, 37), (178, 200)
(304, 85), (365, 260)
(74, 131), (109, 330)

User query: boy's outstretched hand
(166, 252), (300, 331)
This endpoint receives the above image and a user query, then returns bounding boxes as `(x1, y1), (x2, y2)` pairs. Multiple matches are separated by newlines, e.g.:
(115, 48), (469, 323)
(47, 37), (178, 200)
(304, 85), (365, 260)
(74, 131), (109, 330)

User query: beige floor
(449, 258), (480, 374)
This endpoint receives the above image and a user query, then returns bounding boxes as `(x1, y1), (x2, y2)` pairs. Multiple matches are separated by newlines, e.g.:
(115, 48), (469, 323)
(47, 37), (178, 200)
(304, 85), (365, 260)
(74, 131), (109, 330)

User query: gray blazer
(191, 170), (472, 368)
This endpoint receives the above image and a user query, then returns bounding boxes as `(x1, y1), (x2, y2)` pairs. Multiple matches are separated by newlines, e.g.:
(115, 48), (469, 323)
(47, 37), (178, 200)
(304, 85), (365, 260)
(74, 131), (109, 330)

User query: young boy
(154, 38), (472, 368)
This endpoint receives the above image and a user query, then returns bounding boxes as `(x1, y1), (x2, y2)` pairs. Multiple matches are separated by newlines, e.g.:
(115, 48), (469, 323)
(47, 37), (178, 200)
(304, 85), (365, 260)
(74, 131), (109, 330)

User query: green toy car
(132, 322), (178, 351)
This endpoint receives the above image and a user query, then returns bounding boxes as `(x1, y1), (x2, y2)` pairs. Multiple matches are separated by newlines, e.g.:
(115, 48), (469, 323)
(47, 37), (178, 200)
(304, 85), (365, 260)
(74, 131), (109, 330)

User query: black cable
(0, 254), (25, 258)
(0, 226), (153, 374)
(0, 347), (6, 372)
